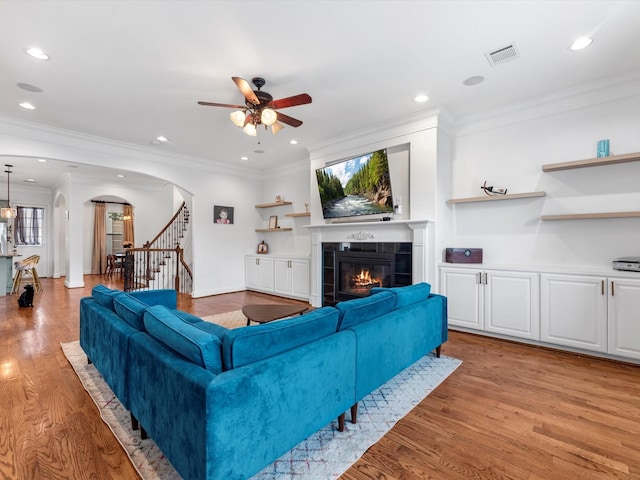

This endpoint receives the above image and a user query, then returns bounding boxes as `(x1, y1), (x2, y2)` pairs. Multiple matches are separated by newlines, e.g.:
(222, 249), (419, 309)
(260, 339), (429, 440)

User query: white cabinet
(608, 277), (640, 360)
(245, 256), (273, 292)
(274, 258), (310, 300)
(541, 274), (607, 353)
(440, 267), (540, 341)
(246, 255), (309, 301)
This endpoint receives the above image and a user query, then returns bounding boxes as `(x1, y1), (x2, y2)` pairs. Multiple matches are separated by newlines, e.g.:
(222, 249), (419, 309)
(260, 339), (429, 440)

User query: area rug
(62, 310), (461, 479)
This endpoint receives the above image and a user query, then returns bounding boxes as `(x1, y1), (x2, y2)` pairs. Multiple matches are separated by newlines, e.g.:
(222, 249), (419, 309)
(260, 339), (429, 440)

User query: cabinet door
(245, 256), (260, 289)
(484, 270), (540, 340)
(608, 277), (640, 360)
(274, 258), (292, 296)
(541, 274), (607, 352)
(440, 268), (483, 330)
(258, 257), (274, 291)
(291, 259), (310, 299)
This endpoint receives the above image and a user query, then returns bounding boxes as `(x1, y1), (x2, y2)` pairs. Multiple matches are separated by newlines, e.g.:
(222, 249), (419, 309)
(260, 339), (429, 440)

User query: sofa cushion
(370, 282), (432, 309)
(336, 290), (396, 330)
(91, 284), (119, 311)
(113, 292), (148, 330)
(129, 289), (177, 310)
(222, 307), (339, 370)
(143, 305), (223, 374)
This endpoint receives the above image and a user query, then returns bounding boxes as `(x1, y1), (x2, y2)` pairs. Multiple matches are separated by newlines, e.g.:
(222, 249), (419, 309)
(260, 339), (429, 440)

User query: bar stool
(11, 255), (43, 294)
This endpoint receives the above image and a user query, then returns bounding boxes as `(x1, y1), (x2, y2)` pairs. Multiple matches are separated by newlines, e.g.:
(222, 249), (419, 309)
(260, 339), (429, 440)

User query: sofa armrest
(129, 289), (177, 309)
(428, 293), (448, 343)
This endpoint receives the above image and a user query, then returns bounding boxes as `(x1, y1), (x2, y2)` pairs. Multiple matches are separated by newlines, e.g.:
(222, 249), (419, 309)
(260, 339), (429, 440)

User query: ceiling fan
(198, 77), (312, 137)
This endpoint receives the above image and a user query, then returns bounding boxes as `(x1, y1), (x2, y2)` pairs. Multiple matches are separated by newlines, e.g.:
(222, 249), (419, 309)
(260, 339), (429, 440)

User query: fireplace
(322, 242), (412, 305)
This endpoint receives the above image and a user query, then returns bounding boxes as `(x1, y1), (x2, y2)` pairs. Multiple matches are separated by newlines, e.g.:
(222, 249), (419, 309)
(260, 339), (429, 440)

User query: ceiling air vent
(485, 43), (519, 67)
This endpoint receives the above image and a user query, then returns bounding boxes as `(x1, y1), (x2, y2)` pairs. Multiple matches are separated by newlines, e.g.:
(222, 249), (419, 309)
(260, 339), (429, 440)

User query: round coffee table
(241, 304), (309, 326)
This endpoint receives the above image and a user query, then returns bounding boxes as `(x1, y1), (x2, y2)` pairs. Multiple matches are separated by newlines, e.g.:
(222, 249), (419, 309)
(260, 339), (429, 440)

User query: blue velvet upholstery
(222, 307), (339, 369)
(91, 284), (118, 311)
(128, 288), (177, 310)
(335, 290), (396, 330)
(144, 305), (224, 374)
(370, 282), (431, 309)
(113, 292), (148, 330)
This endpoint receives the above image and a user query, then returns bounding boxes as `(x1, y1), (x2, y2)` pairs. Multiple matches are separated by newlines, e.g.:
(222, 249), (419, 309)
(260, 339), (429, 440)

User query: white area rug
(63, 310), (461, 479)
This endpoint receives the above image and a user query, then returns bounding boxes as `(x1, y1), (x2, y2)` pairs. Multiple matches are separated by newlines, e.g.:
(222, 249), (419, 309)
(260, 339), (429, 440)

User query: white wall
(450, 92), (640, 270)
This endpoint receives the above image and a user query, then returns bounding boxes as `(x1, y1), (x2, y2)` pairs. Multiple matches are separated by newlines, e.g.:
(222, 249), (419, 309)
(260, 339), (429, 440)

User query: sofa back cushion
(370, 282), (432, 309)
(222, 307), (339, 370)
(336, 291), (396, 330)
(113, 292), (148, 330)
(143, 305), (223, 374)
(91, 284), (119, 311)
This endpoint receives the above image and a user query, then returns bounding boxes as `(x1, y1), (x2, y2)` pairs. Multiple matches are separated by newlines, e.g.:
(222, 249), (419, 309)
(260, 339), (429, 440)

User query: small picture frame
(268, 215), (278, 229)
(257, 241), (268, 254)
(214, 205), (234, 224)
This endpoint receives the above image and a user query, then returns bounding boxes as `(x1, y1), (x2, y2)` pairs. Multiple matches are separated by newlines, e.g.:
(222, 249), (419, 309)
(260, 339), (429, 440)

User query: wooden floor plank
(1, 275), (639, 479)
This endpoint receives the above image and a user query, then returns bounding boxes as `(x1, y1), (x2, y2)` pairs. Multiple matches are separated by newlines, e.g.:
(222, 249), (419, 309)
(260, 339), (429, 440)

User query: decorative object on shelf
(269, 215), (278, 229)
(214, 205), (234, 224)
(481, 180), (507, 195)
(597, 139), (610, 158)
(346, 231), (375, 241)
(275, 195), (282, 203)
(305, 202), (309, 213)
(257, 240), (268, 254)
(445, 248), (483, 264)
(1, 164), (17, 219)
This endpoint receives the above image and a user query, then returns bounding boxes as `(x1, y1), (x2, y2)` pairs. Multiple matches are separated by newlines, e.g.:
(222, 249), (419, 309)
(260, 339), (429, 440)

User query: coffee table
(241, 304), (309, 326)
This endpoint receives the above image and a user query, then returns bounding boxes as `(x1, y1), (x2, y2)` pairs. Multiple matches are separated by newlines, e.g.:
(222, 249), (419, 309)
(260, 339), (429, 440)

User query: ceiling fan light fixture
(230, 110), (246, 127)
(271, 122), (285, 134)
(243, 123), (257, 136)
(261, 108), (277, 126)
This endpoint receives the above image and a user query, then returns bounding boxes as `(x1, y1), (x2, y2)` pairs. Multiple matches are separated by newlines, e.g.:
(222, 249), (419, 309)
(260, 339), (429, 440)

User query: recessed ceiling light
(117, 174), (125, 178)
(26, 47), (49, 60)
(570, 37), (593, 51)
(289, 140), (298, 145)
(240, 156), (249, 161)
(25, 178), (36, 183)
(414, 94), (429, 103)
(156, 136), (169, 142)
(37, 158), (48, 163)
(463, 76), (485, 86)
(19, 102), (35, 110)
(254, 149), (264, 154)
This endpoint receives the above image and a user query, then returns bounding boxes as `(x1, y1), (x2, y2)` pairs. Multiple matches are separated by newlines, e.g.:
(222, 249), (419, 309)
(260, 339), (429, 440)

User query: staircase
(123, 202), (193, 294)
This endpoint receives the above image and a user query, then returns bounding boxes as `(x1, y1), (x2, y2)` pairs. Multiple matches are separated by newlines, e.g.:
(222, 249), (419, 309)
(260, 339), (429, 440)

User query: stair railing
(123, 202), (193, 293)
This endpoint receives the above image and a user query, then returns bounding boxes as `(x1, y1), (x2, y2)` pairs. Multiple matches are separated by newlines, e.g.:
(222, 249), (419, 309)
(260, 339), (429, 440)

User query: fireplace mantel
(305, 219), (434, 307)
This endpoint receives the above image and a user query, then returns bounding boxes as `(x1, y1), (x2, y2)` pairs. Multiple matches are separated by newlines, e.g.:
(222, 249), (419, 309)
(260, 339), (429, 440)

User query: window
(14, 206), (44, 246)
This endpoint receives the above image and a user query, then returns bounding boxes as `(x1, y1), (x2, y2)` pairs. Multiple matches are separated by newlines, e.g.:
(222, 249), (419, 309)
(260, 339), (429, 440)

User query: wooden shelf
(542, 152), (640, 172)
(447, 191), (546, 204)
(541, 211), (640, 221)
(285, 212), (310, 217)
(255, 228), (293, 232)
(255, 201), (293, 208)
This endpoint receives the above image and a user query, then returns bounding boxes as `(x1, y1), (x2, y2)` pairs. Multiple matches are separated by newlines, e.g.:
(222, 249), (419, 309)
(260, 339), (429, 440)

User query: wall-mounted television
(315, 148), (394, 220)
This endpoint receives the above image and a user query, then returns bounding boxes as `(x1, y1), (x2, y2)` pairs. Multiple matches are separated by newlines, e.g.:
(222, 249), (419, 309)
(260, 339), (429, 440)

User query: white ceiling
(1, 0), (640, 188)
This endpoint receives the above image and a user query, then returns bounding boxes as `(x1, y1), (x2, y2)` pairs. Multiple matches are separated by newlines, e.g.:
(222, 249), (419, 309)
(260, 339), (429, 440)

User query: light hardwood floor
(1, 276), (638, 479)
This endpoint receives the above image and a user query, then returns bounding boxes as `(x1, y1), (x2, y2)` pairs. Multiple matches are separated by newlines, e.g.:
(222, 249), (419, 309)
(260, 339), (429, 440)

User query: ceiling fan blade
(269, 93), (312, 109)
(198, 101), (245, 109)
(276, 111), (303, 128)
(232, 77), (259, 105)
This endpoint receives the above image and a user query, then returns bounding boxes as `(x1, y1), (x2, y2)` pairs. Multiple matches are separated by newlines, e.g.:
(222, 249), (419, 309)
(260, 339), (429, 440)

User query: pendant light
(1, 165), (17, 219)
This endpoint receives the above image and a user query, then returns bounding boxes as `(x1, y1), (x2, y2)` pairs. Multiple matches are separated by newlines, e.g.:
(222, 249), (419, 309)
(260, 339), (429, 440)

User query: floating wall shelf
(542, 152), (640, 172)
(541, 211), (640, 221)
(285, 212), (310, 217)
(255, 201), (293, 208)
(255, 228), (293, 232)
(447, 191), (546, 204)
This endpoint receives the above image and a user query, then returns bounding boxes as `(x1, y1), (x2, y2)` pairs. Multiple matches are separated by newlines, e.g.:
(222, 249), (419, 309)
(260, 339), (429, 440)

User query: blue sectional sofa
(78, 282), (447, 480)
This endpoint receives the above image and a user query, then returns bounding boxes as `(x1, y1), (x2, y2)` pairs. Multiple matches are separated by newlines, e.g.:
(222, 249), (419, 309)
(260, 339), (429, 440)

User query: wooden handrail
(148, 201), (188, 247)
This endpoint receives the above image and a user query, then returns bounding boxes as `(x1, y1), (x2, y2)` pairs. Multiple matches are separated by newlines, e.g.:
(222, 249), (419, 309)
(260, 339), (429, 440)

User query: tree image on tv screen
(316, 149), (393, 218)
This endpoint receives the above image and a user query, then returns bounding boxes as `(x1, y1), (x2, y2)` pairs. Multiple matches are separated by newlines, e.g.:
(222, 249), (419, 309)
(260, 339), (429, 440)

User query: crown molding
(453, 69), (640, 136)
(0, 115), (264, 181)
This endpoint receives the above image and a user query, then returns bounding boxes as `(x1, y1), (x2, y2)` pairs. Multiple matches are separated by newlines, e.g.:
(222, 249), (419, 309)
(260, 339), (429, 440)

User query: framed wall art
(214, 205), (234, 224)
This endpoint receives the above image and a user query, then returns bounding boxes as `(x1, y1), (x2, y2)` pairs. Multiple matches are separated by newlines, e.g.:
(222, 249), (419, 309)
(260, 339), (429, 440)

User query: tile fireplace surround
(306, 220), (432, 308)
